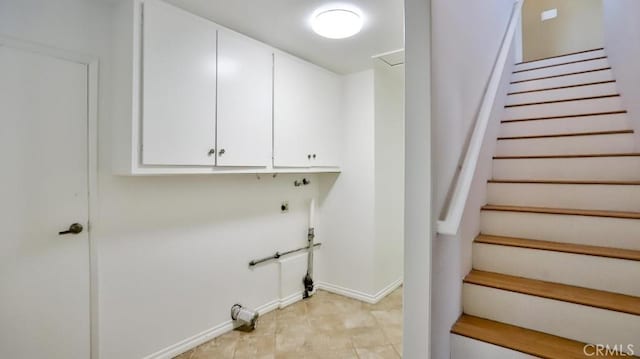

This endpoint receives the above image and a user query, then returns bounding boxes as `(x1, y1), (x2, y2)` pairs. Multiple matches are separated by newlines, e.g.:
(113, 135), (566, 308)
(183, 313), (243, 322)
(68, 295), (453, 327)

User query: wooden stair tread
(493, 153), (640, 159)
(502, 110), (627, 123)
(488, 179), (640, 185)
(505, 94), (620, 108)
(451, 314), (633, 358)
(475, 234), (640, 261)
(513, 56), (608, 74)
(482, 204), (640, 219)
(497, 130), (633, 140)
(464, 270), (640, 315)
(515, 48), (605, 65)
(507, 80), (617, 95)
(511, 67), (611, 84)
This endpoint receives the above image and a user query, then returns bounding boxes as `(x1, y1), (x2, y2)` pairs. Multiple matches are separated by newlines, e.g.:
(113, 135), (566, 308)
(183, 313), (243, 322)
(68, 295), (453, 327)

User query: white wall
(403, 0), (433, 358)
(318, 66), (405, 297)
(98, 175), (324, 358)
(374, 61), (405, 291)
(602, 0), (640, 148)
(431, 0), (515, 215)
(429, 1), (516, 358)
(432, 44), (515, 359)
(522, 0), (604, 61)
(318, 71), (376, 295)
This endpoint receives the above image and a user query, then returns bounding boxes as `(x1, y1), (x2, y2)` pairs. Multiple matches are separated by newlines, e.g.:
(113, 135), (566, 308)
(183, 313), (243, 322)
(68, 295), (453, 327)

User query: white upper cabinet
(113, 0), (341, 174)
(141, 0), (217, 166)
(216, 30), (273, 167)
(273, 53), (342, 168)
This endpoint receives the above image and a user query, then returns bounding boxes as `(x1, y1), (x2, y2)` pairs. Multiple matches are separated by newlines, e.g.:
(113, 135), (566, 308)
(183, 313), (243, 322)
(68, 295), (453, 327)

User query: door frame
(0, 35), (100, 359)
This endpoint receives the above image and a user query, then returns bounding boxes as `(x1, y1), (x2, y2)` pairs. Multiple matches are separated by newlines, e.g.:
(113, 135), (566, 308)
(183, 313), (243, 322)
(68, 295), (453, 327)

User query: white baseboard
(142, 279), (402, 359)
(278, 291), (304, 309)
(142, 298), (280, 359)
(317, 277), (403, 304)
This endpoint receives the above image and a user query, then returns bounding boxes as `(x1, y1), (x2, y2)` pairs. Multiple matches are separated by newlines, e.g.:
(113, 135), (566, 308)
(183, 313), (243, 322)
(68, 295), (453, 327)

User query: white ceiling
(158, 0), (404, 74)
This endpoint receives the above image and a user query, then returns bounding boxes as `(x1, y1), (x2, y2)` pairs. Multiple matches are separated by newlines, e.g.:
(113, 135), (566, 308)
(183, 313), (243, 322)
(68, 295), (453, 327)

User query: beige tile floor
(175, 288), (403, 359)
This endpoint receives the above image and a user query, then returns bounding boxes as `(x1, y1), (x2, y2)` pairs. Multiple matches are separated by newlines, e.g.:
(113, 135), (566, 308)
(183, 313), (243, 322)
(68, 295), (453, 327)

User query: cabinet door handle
(208, 149), (216, 156)
(307, 154), (311, 160)
(313, 154), (316, 159)
(218, 149), (226, 156)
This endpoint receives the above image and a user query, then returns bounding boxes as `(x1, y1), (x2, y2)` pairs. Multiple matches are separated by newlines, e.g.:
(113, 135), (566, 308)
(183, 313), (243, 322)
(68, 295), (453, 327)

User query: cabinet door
(309, 71), (342, 167)
(142, 0), (217, 166)
(217, 30), (273, 167)
(273, 54), (314, 167)
(273, 53), (342, 168)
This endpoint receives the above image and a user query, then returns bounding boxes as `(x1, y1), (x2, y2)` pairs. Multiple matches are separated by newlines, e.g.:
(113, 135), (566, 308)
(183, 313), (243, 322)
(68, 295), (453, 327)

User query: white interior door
(216, 30), (273, 167)
(142, 0), (217, 166)
(0, 45), (90, 359)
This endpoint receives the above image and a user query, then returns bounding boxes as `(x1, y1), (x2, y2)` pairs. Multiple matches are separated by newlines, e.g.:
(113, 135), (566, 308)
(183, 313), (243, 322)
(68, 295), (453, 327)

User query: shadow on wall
(522, 0), (604, 61)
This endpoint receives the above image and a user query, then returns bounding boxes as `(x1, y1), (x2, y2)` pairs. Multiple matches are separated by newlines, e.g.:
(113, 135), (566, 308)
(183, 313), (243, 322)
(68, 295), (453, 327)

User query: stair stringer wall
(602, 0), (640, 150)
(431, 38), (517, 359)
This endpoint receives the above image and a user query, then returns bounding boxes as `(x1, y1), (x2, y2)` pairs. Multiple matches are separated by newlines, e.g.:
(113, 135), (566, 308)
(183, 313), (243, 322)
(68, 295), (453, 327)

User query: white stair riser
(463, 284), (640, 354)
(515, 50), (606, 72)
(495, 133), (636, 156)
(509, 70), (614, 94)
(493, 157), (640, 181)
(451, 334), (540, 359)
(505, 97), (623, 119)
(511, 58), (610, 83)
(487, 183), (640, 212)
(480, 210), (640, 250)
(500, 114), (631, 137)
(506, 82), (618, 105)
(473, 243), (640, 297)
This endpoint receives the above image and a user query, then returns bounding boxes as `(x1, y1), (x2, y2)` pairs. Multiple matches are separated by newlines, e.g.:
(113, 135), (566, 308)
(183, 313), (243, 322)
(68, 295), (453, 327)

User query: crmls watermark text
(583, 344), (635, 356)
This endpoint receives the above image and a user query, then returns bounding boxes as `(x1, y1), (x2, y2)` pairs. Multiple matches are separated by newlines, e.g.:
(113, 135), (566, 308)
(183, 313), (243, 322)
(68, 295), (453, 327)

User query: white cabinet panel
(142, 0), (217, 166)
(310, 72), (342, 167)
(274, 53), (342, 168)
(217, 30), (273, 167)
(273, 54), (314, 167)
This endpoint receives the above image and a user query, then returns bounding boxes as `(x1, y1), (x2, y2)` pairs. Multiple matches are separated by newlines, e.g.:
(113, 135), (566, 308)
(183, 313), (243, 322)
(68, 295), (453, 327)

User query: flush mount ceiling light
(311, 7), (363, 39)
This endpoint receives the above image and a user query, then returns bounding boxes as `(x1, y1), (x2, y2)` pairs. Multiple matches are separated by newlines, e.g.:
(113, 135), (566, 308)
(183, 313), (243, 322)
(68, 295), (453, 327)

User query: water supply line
(303, 198), (317, 299)
(247, 199), (319, 299)
(248, 242), (322, 267)
(303, 228), (315, 299)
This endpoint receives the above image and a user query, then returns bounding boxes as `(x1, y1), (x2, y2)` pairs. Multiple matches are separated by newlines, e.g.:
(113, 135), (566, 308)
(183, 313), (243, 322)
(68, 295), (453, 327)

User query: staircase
(451, 48), (640, 358)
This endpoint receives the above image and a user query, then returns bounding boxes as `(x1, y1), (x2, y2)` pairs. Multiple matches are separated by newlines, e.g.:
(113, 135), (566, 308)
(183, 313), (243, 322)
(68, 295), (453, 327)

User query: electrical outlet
(281, 201), (289, 213)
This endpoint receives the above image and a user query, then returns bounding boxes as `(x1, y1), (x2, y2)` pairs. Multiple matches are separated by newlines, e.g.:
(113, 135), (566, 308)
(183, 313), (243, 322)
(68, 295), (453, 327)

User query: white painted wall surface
(433, 42), (515, 359)
(403, 0), (433, 358)
(318, 66), (405, 299)
(98, 175), (323, 358)
(602, 0), (640, 148)
(318, 70), (376, 295)
(374, 61), (405, 292)
(429, 0), (516, 358)
(0, 1), (322, 358)
(431, 0), (514, 216)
